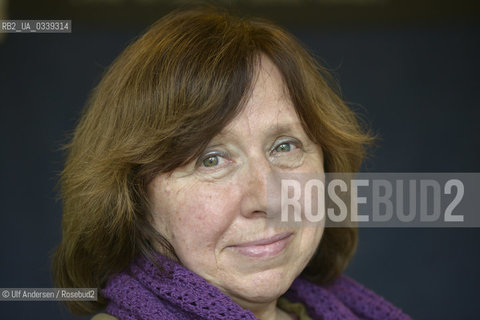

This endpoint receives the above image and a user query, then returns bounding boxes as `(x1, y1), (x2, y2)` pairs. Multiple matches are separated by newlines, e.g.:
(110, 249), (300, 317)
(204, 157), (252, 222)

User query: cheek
(153, 181), (241, 257)
(305, 151), (324, 173)
(293, 225), (324, 272)
(304, 225), (324, 248)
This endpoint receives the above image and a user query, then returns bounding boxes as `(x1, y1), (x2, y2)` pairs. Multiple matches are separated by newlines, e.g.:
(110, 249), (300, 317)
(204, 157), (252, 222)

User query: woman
(53, 6), (410, 320)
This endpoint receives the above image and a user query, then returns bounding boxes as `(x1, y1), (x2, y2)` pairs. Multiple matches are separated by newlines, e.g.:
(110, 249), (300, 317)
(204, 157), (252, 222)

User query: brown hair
(52, 6), (373, 315)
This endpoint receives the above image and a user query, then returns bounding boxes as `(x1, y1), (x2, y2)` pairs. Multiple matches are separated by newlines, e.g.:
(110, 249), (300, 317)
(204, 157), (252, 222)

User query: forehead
(246, 56), (291, 114)
(221, 56), (300, 136)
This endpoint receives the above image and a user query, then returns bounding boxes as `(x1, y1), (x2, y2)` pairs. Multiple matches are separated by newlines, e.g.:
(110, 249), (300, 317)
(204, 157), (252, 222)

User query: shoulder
(91, 313), (118, 320)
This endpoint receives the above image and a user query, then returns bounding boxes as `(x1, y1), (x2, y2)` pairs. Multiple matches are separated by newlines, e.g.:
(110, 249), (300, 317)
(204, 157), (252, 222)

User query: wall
(1, 19), (479, 319)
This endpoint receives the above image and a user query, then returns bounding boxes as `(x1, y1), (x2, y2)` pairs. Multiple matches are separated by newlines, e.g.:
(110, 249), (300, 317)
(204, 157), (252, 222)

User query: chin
(228, 266), (298, 303)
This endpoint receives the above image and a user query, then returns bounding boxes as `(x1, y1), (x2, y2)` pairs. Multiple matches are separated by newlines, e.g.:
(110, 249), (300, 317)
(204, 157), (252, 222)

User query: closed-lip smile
(230, 232), (293, 258)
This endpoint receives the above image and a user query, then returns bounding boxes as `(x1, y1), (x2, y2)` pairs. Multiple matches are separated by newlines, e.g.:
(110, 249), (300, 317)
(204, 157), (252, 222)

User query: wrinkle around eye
(269, 149), (304, 169)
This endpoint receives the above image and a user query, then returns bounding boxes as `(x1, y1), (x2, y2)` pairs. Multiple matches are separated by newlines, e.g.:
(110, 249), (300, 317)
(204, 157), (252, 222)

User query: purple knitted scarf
(102, 253), (411, 320)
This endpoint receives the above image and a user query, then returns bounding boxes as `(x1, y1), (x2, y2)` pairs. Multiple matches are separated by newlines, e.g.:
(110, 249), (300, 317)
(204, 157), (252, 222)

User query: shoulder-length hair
(52, 6), (373, 315)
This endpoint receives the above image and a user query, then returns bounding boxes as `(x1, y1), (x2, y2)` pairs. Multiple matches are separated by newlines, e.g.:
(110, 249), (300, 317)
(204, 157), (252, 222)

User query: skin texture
(148, 56), (325, 320)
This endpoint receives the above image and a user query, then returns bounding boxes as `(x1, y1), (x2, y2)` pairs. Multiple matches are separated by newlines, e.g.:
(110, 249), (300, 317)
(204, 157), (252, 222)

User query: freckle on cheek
(174, 212), (183, 222)
(195, 215), (206, 221)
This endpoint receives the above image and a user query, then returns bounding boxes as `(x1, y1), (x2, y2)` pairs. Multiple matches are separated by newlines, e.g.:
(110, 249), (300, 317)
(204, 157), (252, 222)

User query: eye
(202, 155), (220, 167)
(197, 151), (229, 169)
(274, 142), (293, 153)
(271, 138), (301, 155)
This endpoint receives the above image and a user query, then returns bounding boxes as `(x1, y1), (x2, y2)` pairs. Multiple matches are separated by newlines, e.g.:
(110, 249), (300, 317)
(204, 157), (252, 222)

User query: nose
(238, 154), (277, 219)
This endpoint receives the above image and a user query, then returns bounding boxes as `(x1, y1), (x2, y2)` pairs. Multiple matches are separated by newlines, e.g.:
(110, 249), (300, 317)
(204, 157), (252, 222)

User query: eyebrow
(263, 122), (304, 138)
(214, 121), (305, 142)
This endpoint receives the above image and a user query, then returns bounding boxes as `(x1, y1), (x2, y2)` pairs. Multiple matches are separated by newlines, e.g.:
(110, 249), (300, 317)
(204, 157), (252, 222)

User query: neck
(231, 298), (292, 320)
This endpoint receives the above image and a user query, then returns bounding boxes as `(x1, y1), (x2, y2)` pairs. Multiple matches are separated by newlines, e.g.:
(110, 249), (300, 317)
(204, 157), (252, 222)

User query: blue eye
(202, 155), (219, 167)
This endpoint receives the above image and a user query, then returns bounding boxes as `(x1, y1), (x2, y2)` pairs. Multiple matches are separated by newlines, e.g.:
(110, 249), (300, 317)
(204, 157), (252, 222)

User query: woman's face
(148, 57), (324, 307)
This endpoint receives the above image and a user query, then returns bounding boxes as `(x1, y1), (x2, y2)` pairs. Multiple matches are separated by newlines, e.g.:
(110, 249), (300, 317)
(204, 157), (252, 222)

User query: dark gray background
(1, 2), (479, 319)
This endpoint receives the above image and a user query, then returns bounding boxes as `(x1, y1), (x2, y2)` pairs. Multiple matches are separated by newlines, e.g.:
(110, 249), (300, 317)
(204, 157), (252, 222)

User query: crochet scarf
(102, 253), (411, 320)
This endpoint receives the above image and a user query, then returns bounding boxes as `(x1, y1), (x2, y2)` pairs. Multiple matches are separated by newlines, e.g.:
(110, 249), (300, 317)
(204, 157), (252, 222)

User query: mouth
(229, 232), (293, 258)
